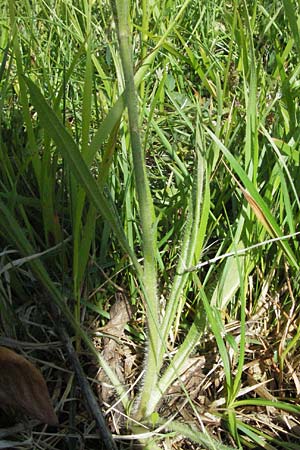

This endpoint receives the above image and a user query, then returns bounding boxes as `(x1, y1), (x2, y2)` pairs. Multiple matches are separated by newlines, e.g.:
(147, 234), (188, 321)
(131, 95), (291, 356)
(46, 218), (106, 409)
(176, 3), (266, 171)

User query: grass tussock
(1, 0), (300, 449)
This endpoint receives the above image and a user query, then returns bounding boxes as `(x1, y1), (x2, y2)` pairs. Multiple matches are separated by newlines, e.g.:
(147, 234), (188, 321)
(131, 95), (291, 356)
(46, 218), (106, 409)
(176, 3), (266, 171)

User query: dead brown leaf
(96, 294), (134, 431)
(0, 346), (58, 425)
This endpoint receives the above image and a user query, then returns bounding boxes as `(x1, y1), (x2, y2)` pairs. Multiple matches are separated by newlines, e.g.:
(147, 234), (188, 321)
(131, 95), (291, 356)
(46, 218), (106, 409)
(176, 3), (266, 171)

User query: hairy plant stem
(110, 0), (159, 419)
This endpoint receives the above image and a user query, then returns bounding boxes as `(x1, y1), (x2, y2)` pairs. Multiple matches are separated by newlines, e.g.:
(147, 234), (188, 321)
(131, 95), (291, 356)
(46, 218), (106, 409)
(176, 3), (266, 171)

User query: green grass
(1, 0), (300, 448)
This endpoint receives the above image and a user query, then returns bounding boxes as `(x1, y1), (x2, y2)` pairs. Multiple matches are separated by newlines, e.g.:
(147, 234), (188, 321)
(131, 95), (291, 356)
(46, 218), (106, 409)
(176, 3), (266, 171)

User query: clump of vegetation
(1, 0), (300, 448)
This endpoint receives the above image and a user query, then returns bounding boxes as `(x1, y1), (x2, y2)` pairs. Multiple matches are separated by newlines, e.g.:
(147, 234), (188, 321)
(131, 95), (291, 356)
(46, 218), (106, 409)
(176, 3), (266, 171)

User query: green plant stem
(140, 0), (149, 98)
(111, 0), (159, 419)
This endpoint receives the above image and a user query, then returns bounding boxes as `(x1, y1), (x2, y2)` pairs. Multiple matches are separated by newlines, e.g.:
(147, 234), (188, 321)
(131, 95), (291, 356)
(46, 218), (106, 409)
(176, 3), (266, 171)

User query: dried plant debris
(0, 346), (58, 426)
(95, 294), (135, 430)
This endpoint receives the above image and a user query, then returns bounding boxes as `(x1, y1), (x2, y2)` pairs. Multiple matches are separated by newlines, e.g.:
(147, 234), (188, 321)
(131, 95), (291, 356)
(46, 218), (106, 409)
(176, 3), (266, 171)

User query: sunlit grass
(1, 0), (300, 448)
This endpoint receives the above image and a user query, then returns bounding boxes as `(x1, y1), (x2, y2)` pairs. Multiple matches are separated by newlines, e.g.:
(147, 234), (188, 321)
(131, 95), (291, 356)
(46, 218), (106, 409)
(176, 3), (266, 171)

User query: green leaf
(205, 126), (299, 270)
(24, 76), (141, 276)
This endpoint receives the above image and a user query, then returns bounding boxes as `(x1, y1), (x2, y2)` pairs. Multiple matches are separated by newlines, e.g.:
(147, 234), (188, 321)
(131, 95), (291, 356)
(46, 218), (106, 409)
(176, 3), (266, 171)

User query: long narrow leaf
(205, 126), (299, 269)
(24, 77), (141, 276)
